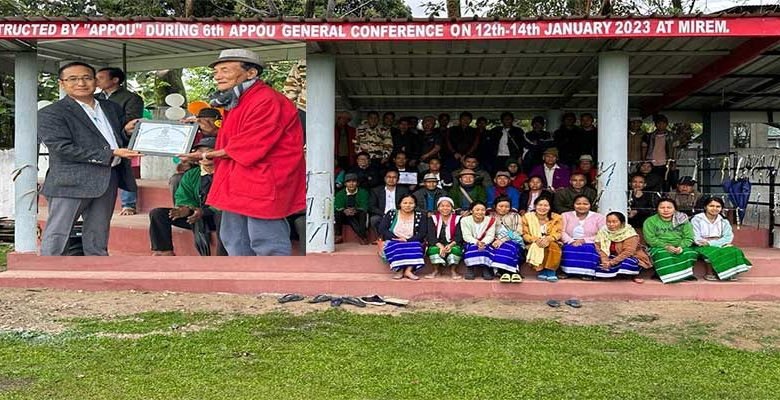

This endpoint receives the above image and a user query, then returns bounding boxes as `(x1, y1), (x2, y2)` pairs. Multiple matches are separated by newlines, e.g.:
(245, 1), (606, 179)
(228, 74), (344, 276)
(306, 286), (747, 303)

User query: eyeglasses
(60, 76), (94, 84)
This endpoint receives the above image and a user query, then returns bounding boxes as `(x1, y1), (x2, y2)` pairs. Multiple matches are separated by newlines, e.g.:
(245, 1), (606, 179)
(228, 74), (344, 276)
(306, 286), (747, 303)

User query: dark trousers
(335, 210), (368, 239)
(149, 207), (227, 256)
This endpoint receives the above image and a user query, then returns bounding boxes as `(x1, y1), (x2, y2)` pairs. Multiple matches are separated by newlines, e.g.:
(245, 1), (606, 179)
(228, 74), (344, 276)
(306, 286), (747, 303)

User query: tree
(421, 0), (702, 17)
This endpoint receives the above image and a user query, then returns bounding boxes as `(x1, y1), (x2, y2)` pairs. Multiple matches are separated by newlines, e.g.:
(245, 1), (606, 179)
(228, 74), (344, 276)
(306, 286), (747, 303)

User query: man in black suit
(38, 62), (141, 256)
(368, 169), (410, 236)
(95, 67), (145, 216)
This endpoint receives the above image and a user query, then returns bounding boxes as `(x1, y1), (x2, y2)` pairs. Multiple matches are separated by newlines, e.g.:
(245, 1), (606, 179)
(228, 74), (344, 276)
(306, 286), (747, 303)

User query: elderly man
(182, 49), (305, 256)
(669, 176), (706, 217)
(149, 137), (226, 256)
(529, 148), (571, 191)
(95, 67), (144, 216)
(451, 155), (492, 189)
(449, 169), (487, 215)
(38, 62), (141, 256)
(334, 173), (370, 245)
(487, 171), (521, 210)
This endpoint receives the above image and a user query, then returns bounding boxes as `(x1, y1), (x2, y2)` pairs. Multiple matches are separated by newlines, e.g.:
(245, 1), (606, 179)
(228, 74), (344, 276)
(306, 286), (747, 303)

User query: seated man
(417, 157), (453, 189)
(528, 147), (571, 190)
(369, 169), (410, 236)
(334, 173), (370, 245)
(451, 155), (492, 189)
(573, 154), (598, 187)
(348, 151), (381, 189)
(389, 151), (419, 192)
(487, 171), (521, 210)
(553, 172), (597, 213)
(169, 107), (222, 201)
(669, 176), (706, 217)
(413, 173), (447, 216)
(149, 137), (226, 256)
(449, 169), (487, 215)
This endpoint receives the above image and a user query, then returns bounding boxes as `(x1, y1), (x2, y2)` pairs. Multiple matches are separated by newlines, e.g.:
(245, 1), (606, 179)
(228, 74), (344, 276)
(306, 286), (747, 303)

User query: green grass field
(0, 310), (777, 399)
(0, 244), (10, 269)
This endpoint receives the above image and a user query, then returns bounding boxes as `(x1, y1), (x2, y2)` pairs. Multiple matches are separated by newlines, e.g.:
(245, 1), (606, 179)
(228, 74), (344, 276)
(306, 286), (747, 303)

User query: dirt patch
(0, 376), (34, 393)
(1, 288), (778, 350)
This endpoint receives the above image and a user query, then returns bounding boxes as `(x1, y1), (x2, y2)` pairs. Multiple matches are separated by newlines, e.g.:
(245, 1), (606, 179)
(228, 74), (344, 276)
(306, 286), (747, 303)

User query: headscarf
(595, 213), (638, 253)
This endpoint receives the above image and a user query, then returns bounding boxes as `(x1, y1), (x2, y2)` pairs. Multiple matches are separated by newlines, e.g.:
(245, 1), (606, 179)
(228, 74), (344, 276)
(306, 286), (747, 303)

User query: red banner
(1, 18), (779, 40)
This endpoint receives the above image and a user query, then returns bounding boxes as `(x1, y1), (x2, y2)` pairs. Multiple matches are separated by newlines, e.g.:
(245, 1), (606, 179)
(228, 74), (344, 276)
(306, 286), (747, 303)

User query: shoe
(308, 294), (333, 304)
(546, 274), (559, 282)
(704, 274), (718, 281)
(580, 276), (595, 281)
(565, 299), (582, 308)
(499, 273), (512, 283)
(341, 296), (367, 308)
(546, 299), (561, 308)
(277, 293), (305, 304)
(330, 297), (343, 307)
(511, 274), (523, 283)
(481, 268), (494, 280)
(360, 295), (386, 306)
(537, 272), (548, 281)
(464, 267), (476, 280)
(384, 297), (410, 307)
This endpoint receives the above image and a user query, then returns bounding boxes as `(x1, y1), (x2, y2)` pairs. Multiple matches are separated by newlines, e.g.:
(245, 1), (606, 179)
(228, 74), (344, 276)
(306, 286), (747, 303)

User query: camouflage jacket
(355, 123), (393, 160)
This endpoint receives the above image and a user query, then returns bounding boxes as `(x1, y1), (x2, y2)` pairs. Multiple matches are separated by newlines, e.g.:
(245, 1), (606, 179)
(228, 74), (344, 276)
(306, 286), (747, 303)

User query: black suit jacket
(38, 96), (137, 198)
(369, 185), (411, 216)
(485, 126), (526, 160)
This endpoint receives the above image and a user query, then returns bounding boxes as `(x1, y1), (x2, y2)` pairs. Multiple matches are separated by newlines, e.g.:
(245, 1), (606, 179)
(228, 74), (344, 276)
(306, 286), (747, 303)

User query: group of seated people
(333, 110), (750, 283)
(365, 193), (751, 284)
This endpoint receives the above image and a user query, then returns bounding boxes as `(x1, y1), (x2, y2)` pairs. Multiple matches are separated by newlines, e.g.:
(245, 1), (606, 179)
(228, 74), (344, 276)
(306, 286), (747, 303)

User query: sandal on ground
(392, 271), (404, 280)
(277, 293), (305, 304)
(727, 276), (739, 281)
(511, 274), (523, 283)
(565, 299), (582, 309)
(499, 273), (512, 283)
(384, 297), (410, 307)
(704, 274), (718, 281)
(546, 299), (561, 308)
(308, 294), (333, 303)
(119, 207), (136, 216)
(580, 276), (595, 281)
(546, 274), (559, 282)
(632, 277), (645, 284)
(341, 296), (367, 308)
(330, 297), (343, 307)
(360, 295), (386, 306)
(464, 268), (476, 280)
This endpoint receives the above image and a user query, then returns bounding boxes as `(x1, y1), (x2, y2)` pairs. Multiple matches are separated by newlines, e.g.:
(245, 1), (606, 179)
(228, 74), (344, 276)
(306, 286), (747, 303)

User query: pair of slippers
(546, 299), (582, 308)
(305, 294), (365, 307)
(278, 293), (410, 308)
(499, 273), (523, 283)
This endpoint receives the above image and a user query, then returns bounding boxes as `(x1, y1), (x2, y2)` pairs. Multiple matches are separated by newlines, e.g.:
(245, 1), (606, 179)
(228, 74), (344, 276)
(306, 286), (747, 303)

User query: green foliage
(0, 311), (778, 399)
(0, 244), (11, 268)
(421, 0), (702, 17)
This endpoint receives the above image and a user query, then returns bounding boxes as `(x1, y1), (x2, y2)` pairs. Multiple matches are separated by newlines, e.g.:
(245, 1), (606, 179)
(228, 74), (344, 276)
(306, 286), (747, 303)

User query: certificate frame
(128, 120), (199, 157)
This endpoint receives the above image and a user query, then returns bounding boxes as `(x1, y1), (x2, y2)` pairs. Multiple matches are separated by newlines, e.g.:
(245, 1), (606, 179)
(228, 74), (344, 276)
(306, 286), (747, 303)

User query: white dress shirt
(384, 187), (396, 214)
(498, 127), (511, 156)
(75, 99), (120, 166)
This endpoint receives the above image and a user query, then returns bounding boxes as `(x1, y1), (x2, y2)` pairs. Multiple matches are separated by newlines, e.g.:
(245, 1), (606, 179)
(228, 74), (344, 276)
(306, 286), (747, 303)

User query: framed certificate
(398, 171), (418, 185)
(128, 120), (199, 157)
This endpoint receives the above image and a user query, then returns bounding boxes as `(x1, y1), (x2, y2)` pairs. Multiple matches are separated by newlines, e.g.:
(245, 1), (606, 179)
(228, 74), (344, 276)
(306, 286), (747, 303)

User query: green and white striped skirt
(427, 245), (463, 266)
(693, 245), (751, 280)
(649, 247), (698, 283)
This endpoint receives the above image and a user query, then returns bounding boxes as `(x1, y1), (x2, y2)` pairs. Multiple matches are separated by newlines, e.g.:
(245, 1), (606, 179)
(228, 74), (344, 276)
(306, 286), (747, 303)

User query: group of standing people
(376, 192), (751, 284)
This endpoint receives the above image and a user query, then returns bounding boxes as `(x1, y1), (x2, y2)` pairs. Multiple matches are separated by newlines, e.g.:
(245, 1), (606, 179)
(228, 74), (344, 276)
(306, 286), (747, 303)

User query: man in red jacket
(181, 49), (305, 256)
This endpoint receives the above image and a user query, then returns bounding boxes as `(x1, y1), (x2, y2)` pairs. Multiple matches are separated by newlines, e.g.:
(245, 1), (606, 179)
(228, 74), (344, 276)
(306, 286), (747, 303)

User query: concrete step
(0, 267), (778, 301)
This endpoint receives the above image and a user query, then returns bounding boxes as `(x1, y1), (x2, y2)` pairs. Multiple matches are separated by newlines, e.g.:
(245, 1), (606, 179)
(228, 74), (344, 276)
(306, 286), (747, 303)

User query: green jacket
(449, 184), (487, 211)
(642, 214), (693, 248)
(334, 188), (369, 211)
(175, 168), (215, 211)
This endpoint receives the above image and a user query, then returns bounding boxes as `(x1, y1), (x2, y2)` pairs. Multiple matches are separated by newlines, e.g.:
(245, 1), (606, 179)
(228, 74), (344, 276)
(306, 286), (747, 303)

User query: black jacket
(369, 185), (411, 216)
(377, 209), (428, 242)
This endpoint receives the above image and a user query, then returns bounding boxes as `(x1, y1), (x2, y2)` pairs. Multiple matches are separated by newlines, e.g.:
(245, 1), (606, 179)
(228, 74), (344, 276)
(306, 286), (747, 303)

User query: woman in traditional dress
(426, 197), (463, 280)
(378, 194), (428, 280)
(559, 195), (606, 280)
(521, 195), (563, 282)
(691, 197), (752, 281)
(643, 198), (698, 283)
(457, 201), (497, 280)
(594, 211), (653, 283)
(490, 196), (525, 283)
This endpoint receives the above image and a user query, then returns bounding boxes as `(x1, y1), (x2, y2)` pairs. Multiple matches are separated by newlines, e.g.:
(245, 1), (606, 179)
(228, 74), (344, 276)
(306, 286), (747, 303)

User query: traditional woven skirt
(464, 243), (492, 267)
(560, 243), (601, 276)
(383, 240), (425, 272)
(693, 245), (752, 280)
(427, 245), (463, 266)
(648, 247), (698, 283)
(490, 241), (523, 273)
(594, 256), (641, 278)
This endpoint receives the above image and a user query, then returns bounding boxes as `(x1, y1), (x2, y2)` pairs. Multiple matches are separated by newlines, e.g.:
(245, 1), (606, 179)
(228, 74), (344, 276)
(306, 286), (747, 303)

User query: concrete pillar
(596, 52), (629, 214)
(546, 109), (563, 132)
(305, 54), (336, 253)
(702, 111), (731, 189)
(14, 52), (39, 253)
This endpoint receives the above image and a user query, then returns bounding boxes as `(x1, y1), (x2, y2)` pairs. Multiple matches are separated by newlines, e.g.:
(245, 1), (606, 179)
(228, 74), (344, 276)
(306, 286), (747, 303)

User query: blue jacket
(487, 186), (521, 210)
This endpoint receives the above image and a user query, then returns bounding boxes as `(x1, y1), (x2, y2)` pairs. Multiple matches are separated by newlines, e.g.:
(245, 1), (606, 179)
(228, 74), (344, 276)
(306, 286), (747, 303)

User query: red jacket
(207, 82), (305, 219)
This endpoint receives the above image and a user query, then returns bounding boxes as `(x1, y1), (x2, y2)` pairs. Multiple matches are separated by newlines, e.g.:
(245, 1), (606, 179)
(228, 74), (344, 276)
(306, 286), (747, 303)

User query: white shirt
(75, 99), (120, 167)
(384, 187), (396, 214)
(544, 164), (559, 190)
(497, 127), (511, 156)
(528, 191), (540, 211)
